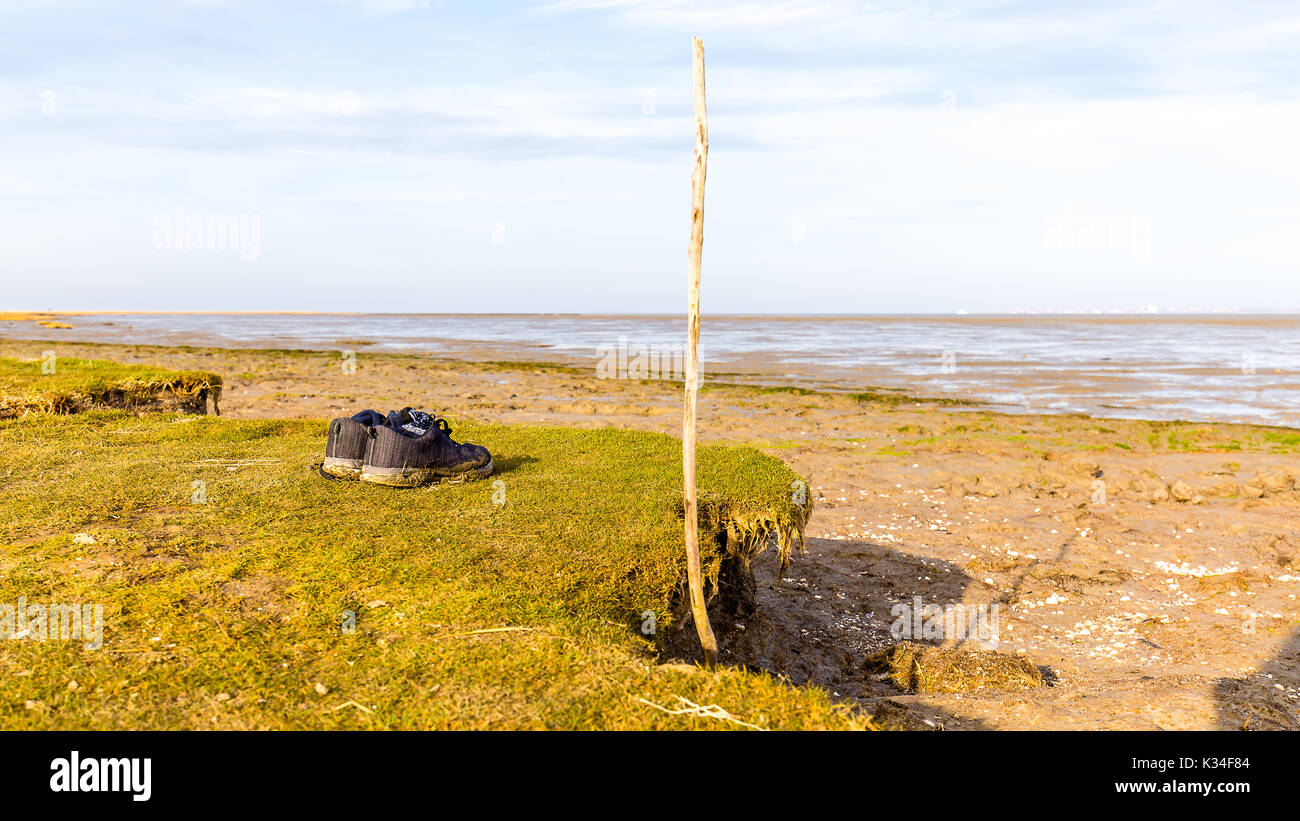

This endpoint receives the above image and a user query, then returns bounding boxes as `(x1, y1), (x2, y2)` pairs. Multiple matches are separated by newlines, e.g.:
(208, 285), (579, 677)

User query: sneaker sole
(321, 457), (364, 480)
(359, 458), (495, 488)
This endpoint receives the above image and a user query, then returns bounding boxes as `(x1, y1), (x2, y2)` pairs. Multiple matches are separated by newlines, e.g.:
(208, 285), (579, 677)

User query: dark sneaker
(360, 408), (493, 487)
(322, 409), (387, 480)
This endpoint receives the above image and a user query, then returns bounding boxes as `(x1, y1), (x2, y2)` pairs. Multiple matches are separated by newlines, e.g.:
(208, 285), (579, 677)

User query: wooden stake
(684, 36), (718, 667)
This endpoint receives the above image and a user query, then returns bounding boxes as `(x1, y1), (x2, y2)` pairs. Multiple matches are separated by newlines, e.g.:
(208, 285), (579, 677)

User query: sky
(1, 0), (1298, 314)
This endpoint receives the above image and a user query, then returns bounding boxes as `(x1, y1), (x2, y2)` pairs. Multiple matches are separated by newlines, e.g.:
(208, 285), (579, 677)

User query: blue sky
(2, 0), (1298, 313)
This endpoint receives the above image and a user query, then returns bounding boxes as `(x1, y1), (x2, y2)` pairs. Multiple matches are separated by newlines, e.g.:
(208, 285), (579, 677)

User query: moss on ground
(0, 410), (862, 729)
(0, 356), (222, 417)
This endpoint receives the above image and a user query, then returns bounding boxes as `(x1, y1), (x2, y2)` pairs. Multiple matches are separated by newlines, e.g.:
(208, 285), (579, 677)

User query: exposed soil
(4, 339), (1298, 730)
(0, 383), (218, 418)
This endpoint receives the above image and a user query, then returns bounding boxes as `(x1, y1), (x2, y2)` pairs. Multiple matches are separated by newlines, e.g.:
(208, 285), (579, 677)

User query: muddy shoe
(360, 408), (494, 487)
(322, 409), (386, 480)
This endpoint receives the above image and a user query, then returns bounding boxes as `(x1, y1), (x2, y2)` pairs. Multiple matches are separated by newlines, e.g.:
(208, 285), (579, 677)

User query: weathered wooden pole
(684, 36), (718, 667)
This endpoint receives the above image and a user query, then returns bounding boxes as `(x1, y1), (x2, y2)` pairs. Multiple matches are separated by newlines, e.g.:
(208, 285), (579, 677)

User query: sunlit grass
(0, 410), (859, 730)
(0, 356), (221, 417)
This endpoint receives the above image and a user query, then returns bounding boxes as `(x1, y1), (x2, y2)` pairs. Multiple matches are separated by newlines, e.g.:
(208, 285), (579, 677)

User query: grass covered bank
(0, 356), (222, 418)
(0, 411), (862, 729)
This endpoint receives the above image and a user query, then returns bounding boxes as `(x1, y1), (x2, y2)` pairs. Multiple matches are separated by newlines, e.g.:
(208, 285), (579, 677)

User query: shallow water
(4, 313), (1299, 426)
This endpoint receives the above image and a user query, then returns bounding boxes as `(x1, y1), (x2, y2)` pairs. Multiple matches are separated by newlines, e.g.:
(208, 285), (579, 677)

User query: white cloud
(2, 0), (1299, 311)
(535, 0), (850, 28)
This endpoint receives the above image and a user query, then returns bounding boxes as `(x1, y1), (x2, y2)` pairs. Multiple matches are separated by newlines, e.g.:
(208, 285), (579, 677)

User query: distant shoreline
(4, 312), (1298, 427)
(10, 310), (1300, 323)
(3, 334), (1299, 431)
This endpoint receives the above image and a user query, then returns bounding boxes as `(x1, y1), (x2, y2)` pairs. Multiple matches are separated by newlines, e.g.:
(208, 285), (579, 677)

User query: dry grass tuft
(866, 641), (1044, 694)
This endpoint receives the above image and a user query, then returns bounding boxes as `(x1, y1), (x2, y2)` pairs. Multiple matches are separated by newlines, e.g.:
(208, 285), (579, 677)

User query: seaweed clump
(866, 641), (1044, 694)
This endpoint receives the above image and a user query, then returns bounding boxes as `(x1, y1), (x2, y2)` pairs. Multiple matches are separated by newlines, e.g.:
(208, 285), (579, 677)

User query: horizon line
(9, 309), (1300, 319)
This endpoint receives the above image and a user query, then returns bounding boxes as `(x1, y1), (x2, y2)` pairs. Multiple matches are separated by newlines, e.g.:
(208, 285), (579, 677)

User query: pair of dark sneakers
(322, 407), (494, 487)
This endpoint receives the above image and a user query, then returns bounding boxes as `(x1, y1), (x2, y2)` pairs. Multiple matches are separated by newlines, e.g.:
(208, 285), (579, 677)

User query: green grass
(0, 411), (862, 730)
(700, 380), (963, 406)
(464, 359), (588, 376)
(1262, 430), (1300, 451)
(846, 389), (966, 406)
(0, 356), (222, 417)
